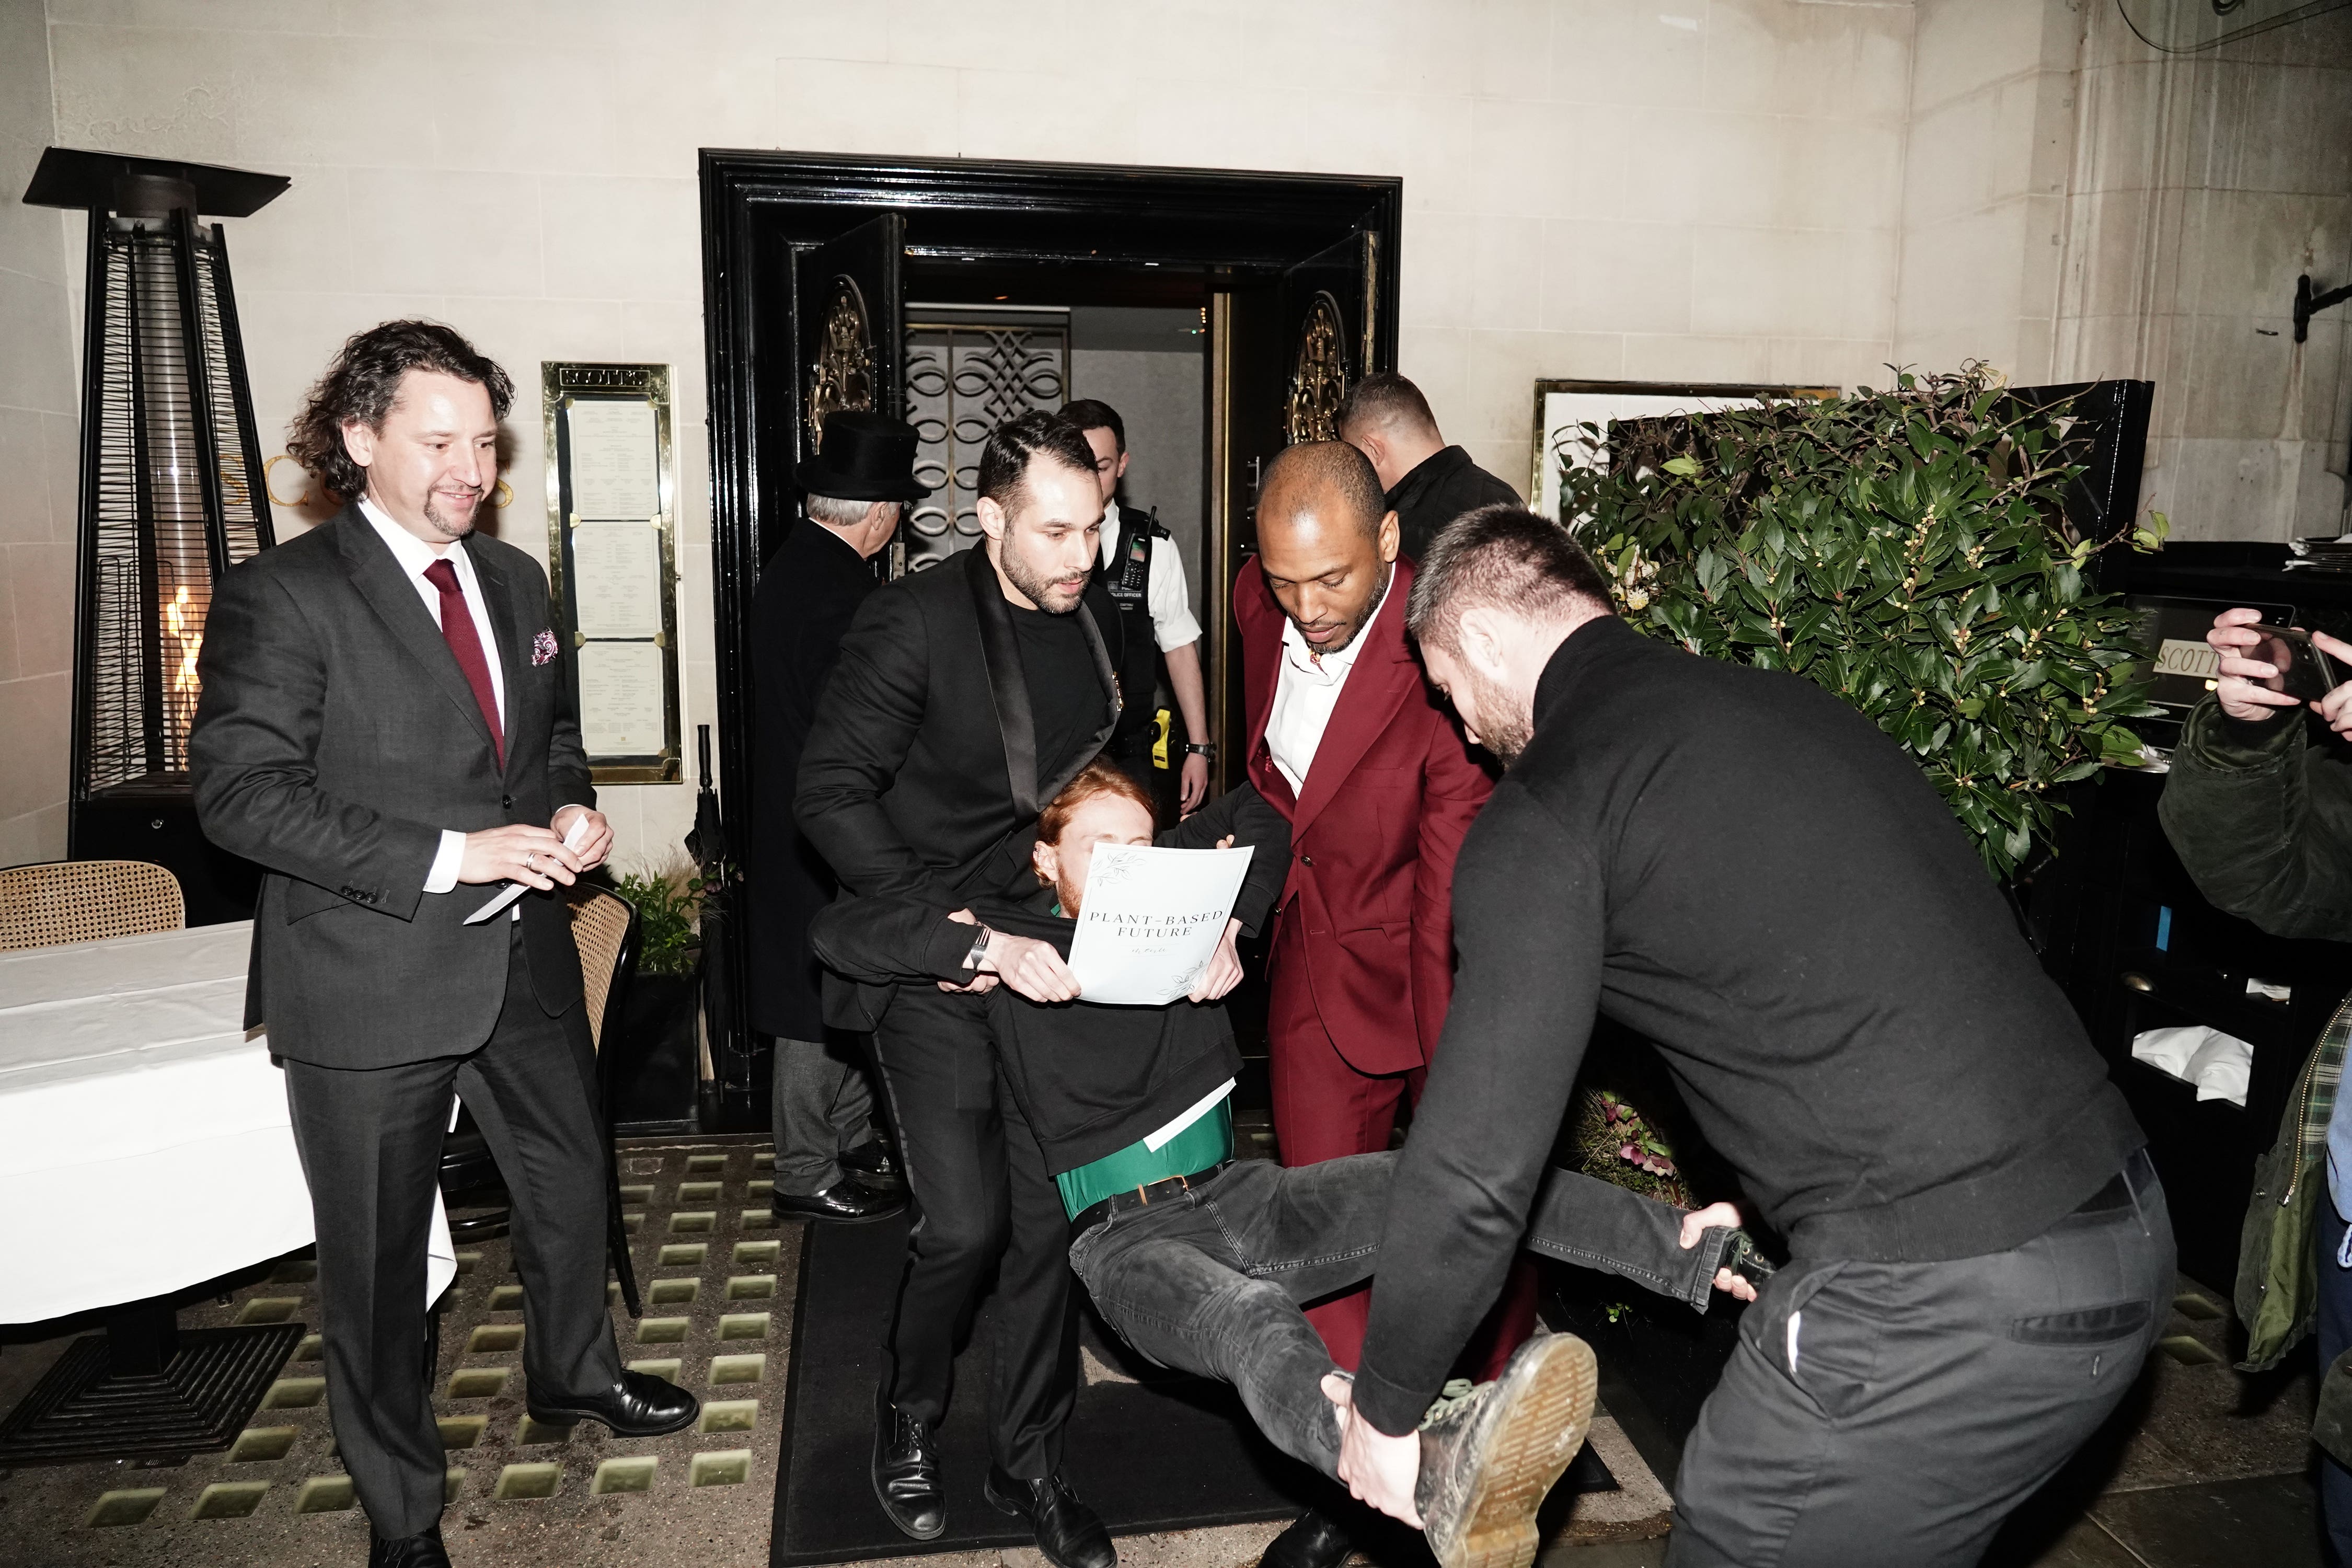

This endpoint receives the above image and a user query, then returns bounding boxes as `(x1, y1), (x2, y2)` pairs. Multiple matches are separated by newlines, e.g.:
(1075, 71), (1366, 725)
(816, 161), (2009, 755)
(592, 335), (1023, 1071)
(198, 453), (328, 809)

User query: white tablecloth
(0, 921), (455, 1324)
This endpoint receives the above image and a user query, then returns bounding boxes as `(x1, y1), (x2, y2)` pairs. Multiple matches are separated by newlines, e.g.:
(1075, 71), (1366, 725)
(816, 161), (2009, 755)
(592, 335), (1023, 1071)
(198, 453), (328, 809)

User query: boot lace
(1419, 1378), (1477, 1431)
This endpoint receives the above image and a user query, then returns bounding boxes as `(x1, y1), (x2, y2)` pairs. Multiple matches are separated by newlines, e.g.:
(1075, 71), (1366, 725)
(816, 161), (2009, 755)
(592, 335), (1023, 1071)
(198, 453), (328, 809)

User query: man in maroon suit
(1237, 441), (1535, 1568)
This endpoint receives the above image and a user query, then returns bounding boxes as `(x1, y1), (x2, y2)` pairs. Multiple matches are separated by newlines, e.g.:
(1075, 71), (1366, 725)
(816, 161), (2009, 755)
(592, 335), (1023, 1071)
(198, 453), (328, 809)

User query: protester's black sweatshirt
(809, 784), (1292, 1175)
(1353, 615), (2147, 1436)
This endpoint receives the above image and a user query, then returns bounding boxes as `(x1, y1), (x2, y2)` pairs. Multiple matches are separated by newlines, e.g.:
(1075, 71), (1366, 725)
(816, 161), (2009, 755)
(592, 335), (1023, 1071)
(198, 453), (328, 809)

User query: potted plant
(605, 864), (704, 1133)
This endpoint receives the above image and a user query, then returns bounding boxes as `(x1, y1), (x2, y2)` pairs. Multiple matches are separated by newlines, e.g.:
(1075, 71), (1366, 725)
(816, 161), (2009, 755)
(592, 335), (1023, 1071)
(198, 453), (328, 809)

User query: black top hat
(795, 411), (932, 502)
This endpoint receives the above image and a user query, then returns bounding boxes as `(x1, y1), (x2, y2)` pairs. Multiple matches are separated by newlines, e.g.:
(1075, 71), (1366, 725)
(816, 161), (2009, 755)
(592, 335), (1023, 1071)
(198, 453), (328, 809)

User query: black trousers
(1667, 1150), (2175, 1567)
(281, 925), (624, 1538)
(867, 986), (1077, 1479)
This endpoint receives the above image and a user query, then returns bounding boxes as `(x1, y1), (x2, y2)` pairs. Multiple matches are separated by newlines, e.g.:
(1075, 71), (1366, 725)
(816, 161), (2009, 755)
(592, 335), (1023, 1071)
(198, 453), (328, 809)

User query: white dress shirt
(1264, 571), (1392, 797)
(1099, 509), (1203, 651)
(359, 499), (509, 896)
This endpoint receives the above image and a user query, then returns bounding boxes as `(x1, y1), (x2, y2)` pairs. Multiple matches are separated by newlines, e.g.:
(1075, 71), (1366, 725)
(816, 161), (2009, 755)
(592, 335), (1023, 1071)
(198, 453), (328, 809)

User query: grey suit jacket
(190, 506), (593, 1069)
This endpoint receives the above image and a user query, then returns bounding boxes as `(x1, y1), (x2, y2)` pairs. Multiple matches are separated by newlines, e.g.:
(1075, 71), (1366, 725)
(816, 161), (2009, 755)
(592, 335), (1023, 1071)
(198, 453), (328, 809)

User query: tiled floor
(0, 1136), (2333, 1568)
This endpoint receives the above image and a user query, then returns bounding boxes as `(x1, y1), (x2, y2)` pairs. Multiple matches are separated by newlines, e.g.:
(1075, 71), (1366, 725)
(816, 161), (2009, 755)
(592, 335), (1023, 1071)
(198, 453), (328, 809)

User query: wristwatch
(961, 924), (995, 971)
(1183, 742), (1216, 758)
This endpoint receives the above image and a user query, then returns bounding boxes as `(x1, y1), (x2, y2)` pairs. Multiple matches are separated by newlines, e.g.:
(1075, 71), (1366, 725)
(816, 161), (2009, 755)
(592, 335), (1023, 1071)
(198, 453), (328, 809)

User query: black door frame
(697, 149), (1400, 1122)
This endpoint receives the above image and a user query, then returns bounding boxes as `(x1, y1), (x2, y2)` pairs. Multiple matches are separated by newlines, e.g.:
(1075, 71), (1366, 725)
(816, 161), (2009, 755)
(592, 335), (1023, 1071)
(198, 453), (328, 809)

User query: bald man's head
(1254, 441), (1400, 658)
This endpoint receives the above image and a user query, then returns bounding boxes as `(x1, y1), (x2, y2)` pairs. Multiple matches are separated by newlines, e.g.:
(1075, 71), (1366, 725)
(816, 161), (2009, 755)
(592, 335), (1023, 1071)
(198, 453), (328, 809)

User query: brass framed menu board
(543, 362), (682, 783)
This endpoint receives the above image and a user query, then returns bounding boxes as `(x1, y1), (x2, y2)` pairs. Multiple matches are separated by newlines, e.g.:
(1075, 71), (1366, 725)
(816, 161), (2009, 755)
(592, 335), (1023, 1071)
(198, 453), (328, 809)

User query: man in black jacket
(1329, 508), (2172, 1567)
(812, 762), (1762, 1568)
(192, 322), (696, 1568)
(1338, 373), (1519, 562)
(797, 411), (1121, 1568)
(746, 411), (925, 1224)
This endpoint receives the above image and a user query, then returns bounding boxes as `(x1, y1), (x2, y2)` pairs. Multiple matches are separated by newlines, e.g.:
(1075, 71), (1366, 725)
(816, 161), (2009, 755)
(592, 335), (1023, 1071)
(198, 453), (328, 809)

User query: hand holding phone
(2207, 608), (2352, 737)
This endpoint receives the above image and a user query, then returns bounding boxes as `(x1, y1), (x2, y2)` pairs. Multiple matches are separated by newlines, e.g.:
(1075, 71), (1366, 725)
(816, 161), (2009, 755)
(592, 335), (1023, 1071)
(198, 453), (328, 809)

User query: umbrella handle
(697, 723), (713, 788)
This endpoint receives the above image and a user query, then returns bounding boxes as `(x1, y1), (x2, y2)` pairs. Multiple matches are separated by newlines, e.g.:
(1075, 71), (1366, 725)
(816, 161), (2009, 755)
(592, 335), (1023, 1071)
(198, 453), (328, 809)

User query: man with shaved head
(1338, 372), (1519, 563)
(1236, 441), (1536, 1568)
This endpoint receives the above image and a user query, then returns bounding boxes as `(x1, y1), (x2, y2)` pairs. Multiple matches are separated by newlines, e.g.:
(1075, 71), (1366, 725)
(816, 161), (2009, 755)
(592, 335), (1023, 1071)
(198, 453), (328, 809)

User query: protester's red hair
(1036, 758), (1156, 873)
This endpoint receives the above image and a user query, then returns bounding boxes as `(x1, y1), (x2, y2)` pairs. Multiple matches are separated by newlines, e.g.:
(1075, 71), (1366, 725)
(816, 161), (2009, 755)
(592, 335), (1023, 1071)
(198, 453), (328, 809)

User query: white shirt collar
(1277, 565), (1392, 684)
(359, 495), (471, 583)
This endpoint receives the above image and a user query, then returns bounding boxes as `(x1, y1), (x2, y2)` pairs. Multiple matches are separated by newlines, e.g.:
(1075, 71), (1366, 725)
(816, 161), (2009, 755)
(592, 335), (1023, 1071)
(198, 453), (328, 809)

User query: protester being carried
(810, 760), (1763, 1568)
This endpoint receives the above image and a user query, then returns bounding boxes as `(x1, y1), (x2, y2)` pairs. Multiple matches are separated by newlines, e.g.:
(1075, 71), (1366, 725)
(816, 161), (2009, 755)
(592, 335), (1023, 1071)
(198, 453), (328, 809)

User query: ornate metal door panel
(790, 212), (904, 541)
(901, 314), (1068, 573)
(1276, 227), (1378, 445)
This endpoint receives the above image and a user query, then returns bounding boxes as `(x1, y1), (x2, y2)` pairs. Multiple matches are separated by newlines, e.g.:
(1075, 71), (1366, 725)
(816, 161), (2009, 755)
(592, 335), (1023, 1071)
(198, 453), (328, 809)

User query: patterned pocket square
(532, 629), (559, 666)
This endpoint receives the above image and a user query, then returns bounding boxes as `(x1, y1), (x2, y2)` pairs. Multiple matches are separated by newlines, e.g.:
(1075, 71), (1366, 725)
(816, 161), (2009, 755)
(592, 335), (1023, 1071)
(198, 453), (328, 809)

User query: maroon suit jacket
(1237, 556), (1493, 1075)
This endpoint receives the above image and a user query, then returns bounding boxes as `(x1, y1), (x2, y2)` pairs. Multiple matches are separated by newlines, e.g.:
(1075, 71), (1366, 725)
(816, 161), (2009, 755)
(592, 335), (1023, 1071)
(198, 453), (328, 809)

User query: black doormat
(771, 1212), (1615, 1566)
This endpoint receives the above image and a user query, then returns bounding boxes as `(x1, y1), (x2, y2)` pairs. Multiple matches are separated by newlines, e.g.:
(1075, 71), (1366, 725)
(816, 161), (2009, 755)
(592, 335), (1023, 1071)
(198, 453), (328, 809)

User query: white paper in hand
(466, 813), (593, 925)
(1064, 844), (1254, 1006)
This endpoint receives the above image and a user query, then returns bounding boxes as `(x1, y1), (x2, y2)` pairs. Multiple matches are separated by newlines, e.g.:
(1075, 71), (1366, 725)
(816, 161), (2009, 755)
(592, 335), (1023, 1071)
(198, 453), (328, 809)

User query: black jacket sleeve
(1158, 782), (1293, 936)
(1353, 783), (1604, 1436)
(794, 590), (960, 906)
(2159, 697), (2352, 943)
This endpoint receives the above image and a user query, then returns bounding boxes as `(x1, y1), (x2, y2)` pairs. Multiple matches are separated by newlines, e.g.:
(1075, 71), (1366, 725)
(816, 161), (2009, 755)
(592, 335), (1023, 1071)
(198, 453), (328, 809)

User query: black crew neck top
(1010, 601), (1106, 786)
(1354, 614), (2144, 1436)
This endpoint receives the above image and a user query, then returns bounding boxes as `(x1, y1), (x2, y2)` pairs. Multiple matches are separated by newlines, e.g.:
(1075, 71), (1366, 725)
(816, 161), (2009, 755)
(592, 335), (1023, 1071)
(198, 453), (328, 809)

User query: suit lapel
(337, 510), (502, 763)
(966, 546), (1042, 820)
(1289, 562), (1419, 837)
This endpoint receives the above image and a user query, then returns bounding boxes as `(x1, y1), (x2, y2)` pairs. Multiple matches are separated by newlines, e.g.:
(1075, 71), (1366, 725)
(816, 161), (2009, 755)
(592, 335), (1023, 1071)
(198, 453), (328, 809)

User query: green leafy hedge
(1558, 365), (2166, 880)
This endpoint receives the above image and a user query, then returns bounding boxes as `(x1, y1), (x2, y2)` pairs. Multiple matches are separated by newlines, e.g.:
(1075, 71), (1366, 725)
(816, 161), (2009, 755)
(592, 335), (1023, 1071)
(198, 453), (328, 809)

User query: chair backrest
(565, 886), (640, 1052)
(0, 859), (187, 952)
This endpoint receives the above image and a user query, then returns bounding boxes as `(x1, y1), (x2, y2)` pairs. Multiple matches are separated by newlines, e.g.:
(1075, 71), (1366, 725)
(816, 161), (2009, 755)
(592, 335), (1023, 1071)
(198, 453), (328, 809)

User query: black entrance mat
(771, 1212), (1616, 1567)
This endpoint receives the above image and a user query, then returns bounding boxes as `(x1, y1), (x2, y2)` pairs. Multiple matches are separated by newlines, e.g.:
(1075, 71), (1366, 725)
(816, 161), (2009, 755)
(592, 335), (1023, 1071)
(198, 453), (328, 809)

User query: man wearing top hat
(747, 411), (930, 1223)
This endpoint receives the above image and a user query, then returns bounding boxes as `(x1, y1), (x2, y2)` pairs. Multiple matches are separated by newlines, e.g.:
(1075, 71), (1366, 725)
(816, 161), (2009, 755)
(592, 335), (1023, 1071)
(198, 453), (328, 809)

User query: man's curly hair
(285, 320), (513, 501)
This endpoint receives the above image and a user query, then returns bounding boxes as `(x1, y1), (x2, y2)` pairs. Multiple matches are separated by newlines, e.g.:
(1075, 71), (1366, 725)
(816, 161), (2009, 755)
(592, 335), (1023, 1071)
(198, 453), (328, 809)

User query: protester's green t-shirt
(1056, 1099), (1234, 1221)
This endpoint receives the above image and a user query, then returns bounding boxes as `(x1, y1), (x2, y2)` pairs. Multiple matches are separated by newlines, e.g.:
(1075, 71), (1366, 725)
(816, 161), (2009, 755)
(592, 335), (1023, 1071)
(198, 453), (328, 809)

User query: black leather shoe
(873, 1396), (947, 1540)
(775, 1175), (906, 1224)
(840, 1139), (907, 1191)
(367, 1525), (451, 1567)
(526, 1368), (698, 1437)
(1259, 1508), (1354, 1568)
(986, 1467), (1116, 1568)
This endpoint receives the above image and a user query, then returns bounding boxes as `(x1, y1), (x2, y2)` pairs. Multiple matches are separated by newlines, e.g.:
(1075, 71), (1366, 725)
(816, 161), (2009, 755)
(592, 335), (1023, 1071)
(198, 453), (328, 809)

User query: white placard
(572, 518), (663, 638)
(1065, 844), (1254, 1007)
(1536, 390), (1772, 524)
(578, 640), (666, 757)
(2151, 638), (2220, 681)
(567, 399), (659, 520)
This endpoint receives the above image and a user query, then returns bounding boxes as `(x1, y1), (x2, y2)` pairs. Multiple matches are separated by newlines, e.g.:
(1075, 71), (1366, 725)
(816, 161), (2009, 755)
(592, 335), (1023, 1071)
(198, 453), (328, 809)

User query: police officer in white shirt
(1062, 399), (1211, 813)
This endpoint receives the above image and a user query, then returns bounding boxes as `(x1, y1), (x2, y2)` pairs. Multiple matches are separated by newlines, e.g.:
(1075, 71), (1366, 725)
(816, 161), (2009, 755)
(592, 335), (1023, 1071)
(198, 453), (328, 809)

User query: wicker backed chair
(434, 885), (644, 1317)
(0, 859), (186, 952)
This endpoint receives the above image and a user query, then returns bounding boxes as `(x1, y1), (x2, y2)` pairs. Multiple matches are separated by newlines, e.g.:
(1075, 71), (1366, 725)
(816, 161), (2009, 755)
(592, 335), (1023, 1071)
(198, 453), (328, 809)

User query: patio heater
(22, 148), (288, 924)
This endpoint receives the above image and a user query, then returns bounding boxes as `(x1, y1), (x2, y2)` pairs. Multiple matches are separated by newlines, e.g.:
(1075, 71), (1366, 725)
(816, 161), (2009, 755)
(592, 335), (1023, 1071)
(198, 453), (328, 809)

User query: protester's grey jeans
(769, 1032), (877, 1196)
(1068, 1151), (1731, 1477)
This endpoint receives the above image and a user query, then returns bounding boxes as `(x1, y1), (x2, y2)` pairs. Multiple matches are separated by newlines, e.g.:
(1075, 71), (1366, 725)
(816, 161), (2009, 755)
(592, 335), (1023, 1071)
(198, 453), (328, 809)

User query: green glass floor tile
(292, 1475), (354, 1514)
(190, 1481), (271, 1520)
(690, 1450), (752, 1488)
(494, 1463), (561, 1501)
(228, 1426), (298, 1462)
(2158, 1334), (2223, 1367)
(446, 1368), (509, 1400)
(514, 1415), (571, 1446)
(293, 1333), (323, 1363)
(436, 1416), (487, 1450)
(591, 1456), (658, 1495)
(686, 1154), (729, 1173)
(658, 1243), (708, 1267)
(627, 1357), (682, 1380)
(466, 1325), (523, 1354)
(669, 1210), (716, 1233)
(624, 1213), (644, 1232)
(725, 1274), (775, 1300)
(636, 1317), (690, 1345)
(678, 1181), (724, 1203)
(234, 1296), (302, 1325)
(618, 1184), (654, 1206)
(454, 1251), (481, 1274)
(649, 1277), (700, 1305)
(444, 1468), (467, 1503)
(709, 1353), (765, 1386)
(487, 1284), (525, 1311)
(261, 1377), (326, 1409)
(2174, 1292), (2224, 1321)
(739, 1209), (776, 1230)
(717, 1313), (770, 1341)
(266, 1258), (318, 1285)
(698, 1399), (758, 1434)
(732, 1240), (780, 1267)
(85, 1488), (167, 1528)
(751, 1151), (776, 1171)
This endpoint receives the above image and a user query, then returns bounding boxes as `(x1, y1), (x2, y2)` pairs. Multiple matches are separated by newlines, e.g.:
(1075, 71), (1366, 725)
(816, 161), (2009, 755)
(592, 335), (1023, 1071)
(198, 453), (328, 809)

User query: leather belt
(1070, 1160), (1232, 1237)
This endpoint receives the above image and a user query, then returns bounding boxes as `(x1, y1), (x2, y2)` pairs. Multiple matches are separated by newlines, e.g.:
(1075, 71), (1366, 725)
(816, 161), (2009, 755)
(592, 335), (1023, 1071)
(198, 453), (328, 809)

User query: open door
(788, 212), (906, 573)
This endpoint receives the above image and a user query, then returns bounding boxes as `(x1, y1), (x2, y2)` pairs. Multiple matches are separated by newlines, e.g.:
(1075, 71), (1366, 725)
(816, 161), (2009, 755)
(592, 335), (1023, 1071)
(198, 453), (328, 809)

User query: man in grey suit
(191, 321), (696, 1568)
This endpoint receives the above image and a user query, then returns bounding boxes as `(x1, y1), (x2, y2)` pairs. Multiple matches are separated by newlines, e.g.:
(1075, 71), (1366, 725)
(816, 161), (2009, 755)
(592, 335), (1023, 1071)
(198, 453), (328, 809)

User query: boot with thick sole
(1412, 1332), (1598, 1568)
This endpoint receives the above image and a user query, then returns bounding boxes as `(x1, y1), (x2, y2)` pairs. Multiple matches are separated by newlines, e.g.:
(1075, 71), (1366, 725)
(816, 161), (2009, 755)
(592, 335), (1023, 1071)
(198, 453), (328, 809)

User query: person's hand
(457, 823), (581, 889)
(935, 908), (1001, 992)
(1324, 1375), (1424, 1528)
(979, 932), (1082, 1004)
(1189, 917), (1246, 1002)
(2209, 607), (2302, 723)
(2315, 630), (2352, 740)
(550, 805), (612, 871)
(1180, 753), (1209, 816)
(1679, 1201), (1758, 1304)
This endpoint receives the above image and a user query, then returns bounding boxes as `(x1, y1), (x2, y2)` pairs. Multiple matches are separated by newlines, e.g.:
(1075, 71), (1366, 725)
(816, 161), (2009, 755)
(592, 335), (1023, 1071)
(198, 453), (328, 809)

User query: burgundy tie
(422, 557), (504, 769)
